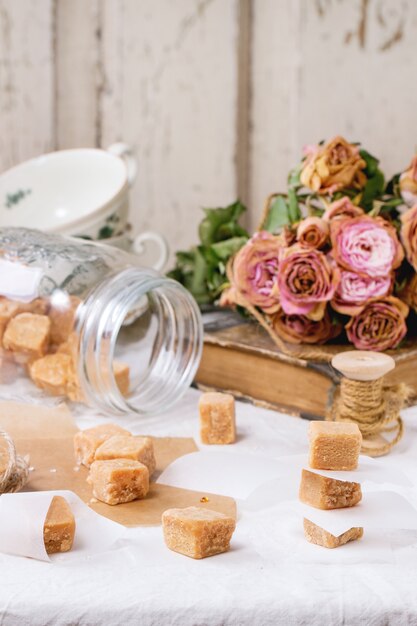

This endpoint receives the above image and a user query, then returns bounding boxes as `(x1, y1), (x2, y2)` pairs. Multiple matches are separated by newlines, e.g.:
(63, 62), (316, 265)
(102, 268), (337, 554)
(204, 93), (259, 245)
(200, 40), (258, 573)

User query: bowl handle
(107, 142), (137, 186)
(132, 232), (169, 272)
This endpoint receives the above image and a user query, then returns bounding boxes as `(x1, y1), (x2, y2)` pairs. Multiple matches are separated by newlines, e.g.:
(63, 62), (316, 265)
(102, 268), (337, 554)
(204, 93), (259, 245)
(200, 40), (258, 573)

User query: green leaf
(216, 221), (248, 240)
(190, 247), (208, 296)
(359, 149), (380, 177)
(288, 165), (302, 189)
(385, 173), (401, 196)
(287, 188), (301, 223)
(360, 169), (385, 212)
(168, 199), (249, 307)
(198, 200), (247, 246)
(264, 195), (289, 232)
(380, 197), (403, 208)
(210, 236), (248, 260)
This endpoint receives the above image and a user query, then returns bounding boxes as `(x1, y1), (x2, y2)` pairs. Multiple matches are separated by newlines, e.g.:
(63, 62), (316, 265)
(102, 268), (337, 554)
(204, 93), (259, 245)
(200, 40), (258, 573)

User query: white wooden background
(0, 0), (416, 257)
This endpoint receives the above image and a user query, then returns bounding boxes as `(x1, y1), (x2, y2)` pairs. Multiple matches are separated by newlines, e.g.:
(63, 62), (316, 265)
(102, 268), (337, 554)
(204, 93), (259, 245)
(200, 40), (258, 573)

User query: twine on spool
(0, 429), (29, 494)
(327, 376), (410, 456)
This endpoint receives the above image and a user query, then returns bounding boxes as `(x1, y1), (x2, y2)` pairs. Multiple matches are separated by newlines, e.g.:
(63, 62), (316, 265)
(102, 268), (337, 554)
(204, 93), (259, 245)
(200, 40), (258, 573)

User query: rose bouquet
(223, 136), (417, 351)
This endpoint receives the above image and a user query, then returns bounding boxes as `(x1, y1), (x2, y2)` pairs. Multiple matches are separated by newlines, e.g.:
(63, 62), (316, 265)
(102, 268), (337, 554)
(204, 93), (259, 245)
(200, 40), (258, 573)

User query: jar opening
(77, 268), (202, 415)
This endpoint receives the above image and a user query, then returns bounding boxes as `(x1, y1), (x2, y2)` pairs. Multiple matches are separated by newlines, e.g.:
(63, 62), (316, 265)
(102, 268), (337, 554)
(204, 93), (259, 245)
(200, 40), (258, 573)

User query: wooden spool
(331, 350), (399, 455)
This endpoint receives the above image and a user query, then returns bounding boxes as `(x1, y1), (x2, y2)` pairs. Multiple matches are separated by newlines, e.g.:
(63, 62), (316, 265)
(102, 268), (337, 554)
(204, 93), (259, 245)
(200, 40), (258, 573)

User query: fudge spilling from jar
(0, 296), (130, 404)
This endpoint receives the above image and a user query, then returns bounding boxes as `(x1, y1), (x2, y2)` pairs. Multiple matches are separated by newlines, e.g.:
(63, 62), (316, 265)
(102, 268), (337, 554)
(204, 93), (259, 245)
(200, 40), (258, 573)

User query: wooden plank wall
(0, 0), (416, 256)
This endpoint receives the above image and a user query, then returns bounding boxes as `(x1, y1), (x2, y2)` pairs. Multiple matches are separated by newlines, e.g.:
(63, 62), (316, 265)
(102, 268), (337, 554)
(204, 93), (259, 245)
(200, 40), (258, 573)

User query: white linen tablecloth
(0, 388), (417, 626)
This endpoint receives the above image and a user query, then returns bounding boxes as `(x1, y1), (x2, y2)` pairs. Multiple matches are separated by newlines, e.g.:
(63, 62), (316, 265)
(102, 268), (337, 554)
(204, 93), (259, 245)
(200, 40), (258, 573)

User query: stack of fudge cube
(0, 296), (129, 403)
(74, 423), (156, 505)
(300, 421), (363, 548)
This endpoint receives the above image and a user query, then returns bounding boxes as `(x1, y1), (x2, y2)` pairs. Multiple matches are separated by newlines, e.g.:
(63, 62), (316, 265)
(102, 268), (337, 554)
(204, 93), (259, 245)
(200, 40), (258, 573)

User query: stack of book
(195, 309), (417, 419)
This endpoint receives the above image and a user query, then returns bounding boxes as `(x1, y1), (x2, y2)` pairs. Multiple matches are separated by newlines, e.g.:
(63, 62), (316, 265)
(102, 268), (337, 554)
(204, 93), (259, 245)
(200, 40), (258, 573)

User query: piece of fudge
(303, 518), (363, 549)
(57, 331), (79, 361)
(95, 435), (156, 476)
(60, 336), (130, 402)
(74, 423), (131, 467)
(112, 361), (130, 396)
(299, 469), (362, 510)
(18, 298), (49, 316)
(29, 353), (72, 396)
(48, 295), (81, 346)
(162, 506), (236, 559)
(3, 312), (51, 360)
(309, 421), (362, 471)
(199, 392), (236, 445)
(88, 459), (149, 505)
(43, 496), (76, 554)
(0, 298), (20, 342)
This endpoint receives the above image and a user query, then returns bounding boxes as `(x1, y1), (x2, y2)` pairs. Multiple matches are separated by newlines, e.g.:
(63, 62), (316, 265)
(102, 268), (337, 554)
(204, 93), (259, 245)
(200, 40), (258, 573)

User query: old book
(195, 309), (417, 419)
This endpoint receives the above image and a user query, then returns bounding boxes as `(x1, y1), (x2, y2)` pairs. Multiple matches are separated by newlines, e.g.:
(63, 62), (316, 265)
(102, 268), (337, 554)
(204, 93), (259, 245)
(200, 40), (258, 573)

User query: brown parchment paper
(0, 401), (236, 526)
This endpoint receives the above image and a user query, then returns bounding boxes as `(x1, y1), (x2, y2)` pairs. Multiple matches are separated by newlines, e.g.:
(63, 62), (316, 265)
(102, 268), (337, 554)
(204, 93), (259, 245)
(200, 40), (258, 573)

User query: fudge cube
(18, 298), (49, 316)
(74, 423), (131, 467)
(3, 313), (51, 359)
(95, 435), (156, 476)
(303, 518), (363, 549)
(162, 506), (236, 559)
(29, 353), (72, 396)
(309, 421), (362, 471)
(61, 336), (130, 403)
(112, 360), (130, 396)
(57, 331), (79, 361)
(0, 298), (20, 342)
(199, 392), (236, 445)
(299, 469), (362, 510)
(43, 496), (76, 554)
(48, 295), (81, 346)
(88, 459), (149, 505)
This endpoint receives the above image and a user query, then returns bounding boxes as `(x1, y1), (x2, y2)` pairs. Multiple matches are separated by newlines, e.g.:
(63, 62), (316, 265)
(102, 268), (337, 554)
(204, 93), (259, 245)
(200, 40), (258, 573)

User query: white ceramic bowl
(0, 144), (136, 239)
(0, 143), (169, 270)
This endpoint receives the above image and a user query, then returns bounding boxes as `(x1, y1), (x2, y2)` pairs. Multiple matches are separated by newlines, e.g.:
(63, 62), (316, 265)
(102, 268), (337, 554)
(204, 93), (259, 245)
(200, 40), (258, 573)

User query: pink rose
(297, 217), (329, 249)
(330, 216), (404, 277)
(278, 245), (340, 319)
(322, 197), (364, 222)
(232, 231), (281, 313)
(400, 205), (417, 271)
(345, 296), (409, 351)
(270, 308), (341, 345)
(331, 270), (392, 315)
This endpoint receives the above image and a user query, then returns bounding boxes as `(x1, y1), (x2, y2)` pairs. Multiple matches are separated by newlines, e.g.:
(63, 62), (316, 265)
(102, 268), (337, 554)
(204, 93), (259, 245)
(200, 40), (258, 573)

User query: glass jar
(0, 228), (202, 416)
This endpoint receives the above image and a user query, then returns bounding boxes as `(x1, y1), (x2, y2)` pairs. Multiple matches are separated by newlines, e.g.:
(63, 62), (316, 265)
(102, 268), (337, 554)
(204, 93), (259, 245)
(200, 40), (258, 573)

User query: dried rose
(331, 270), (392, 316)
(345, 296), (409, 351)
(400, 205), (417, 271)
(399, 273), (417, 313)
(218, 286), (238, 309)
(232, 231), (281, 313)
(330, 216), (403, 277)
(277, 245), (340, 319)
(300, 136), (367, 195)
(270, 308), (341, 345)
(322, 196), (364, 222)
(399, 155), (417, 207)
(277, 226), (297, 248)
(297, 217), (329, 249)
